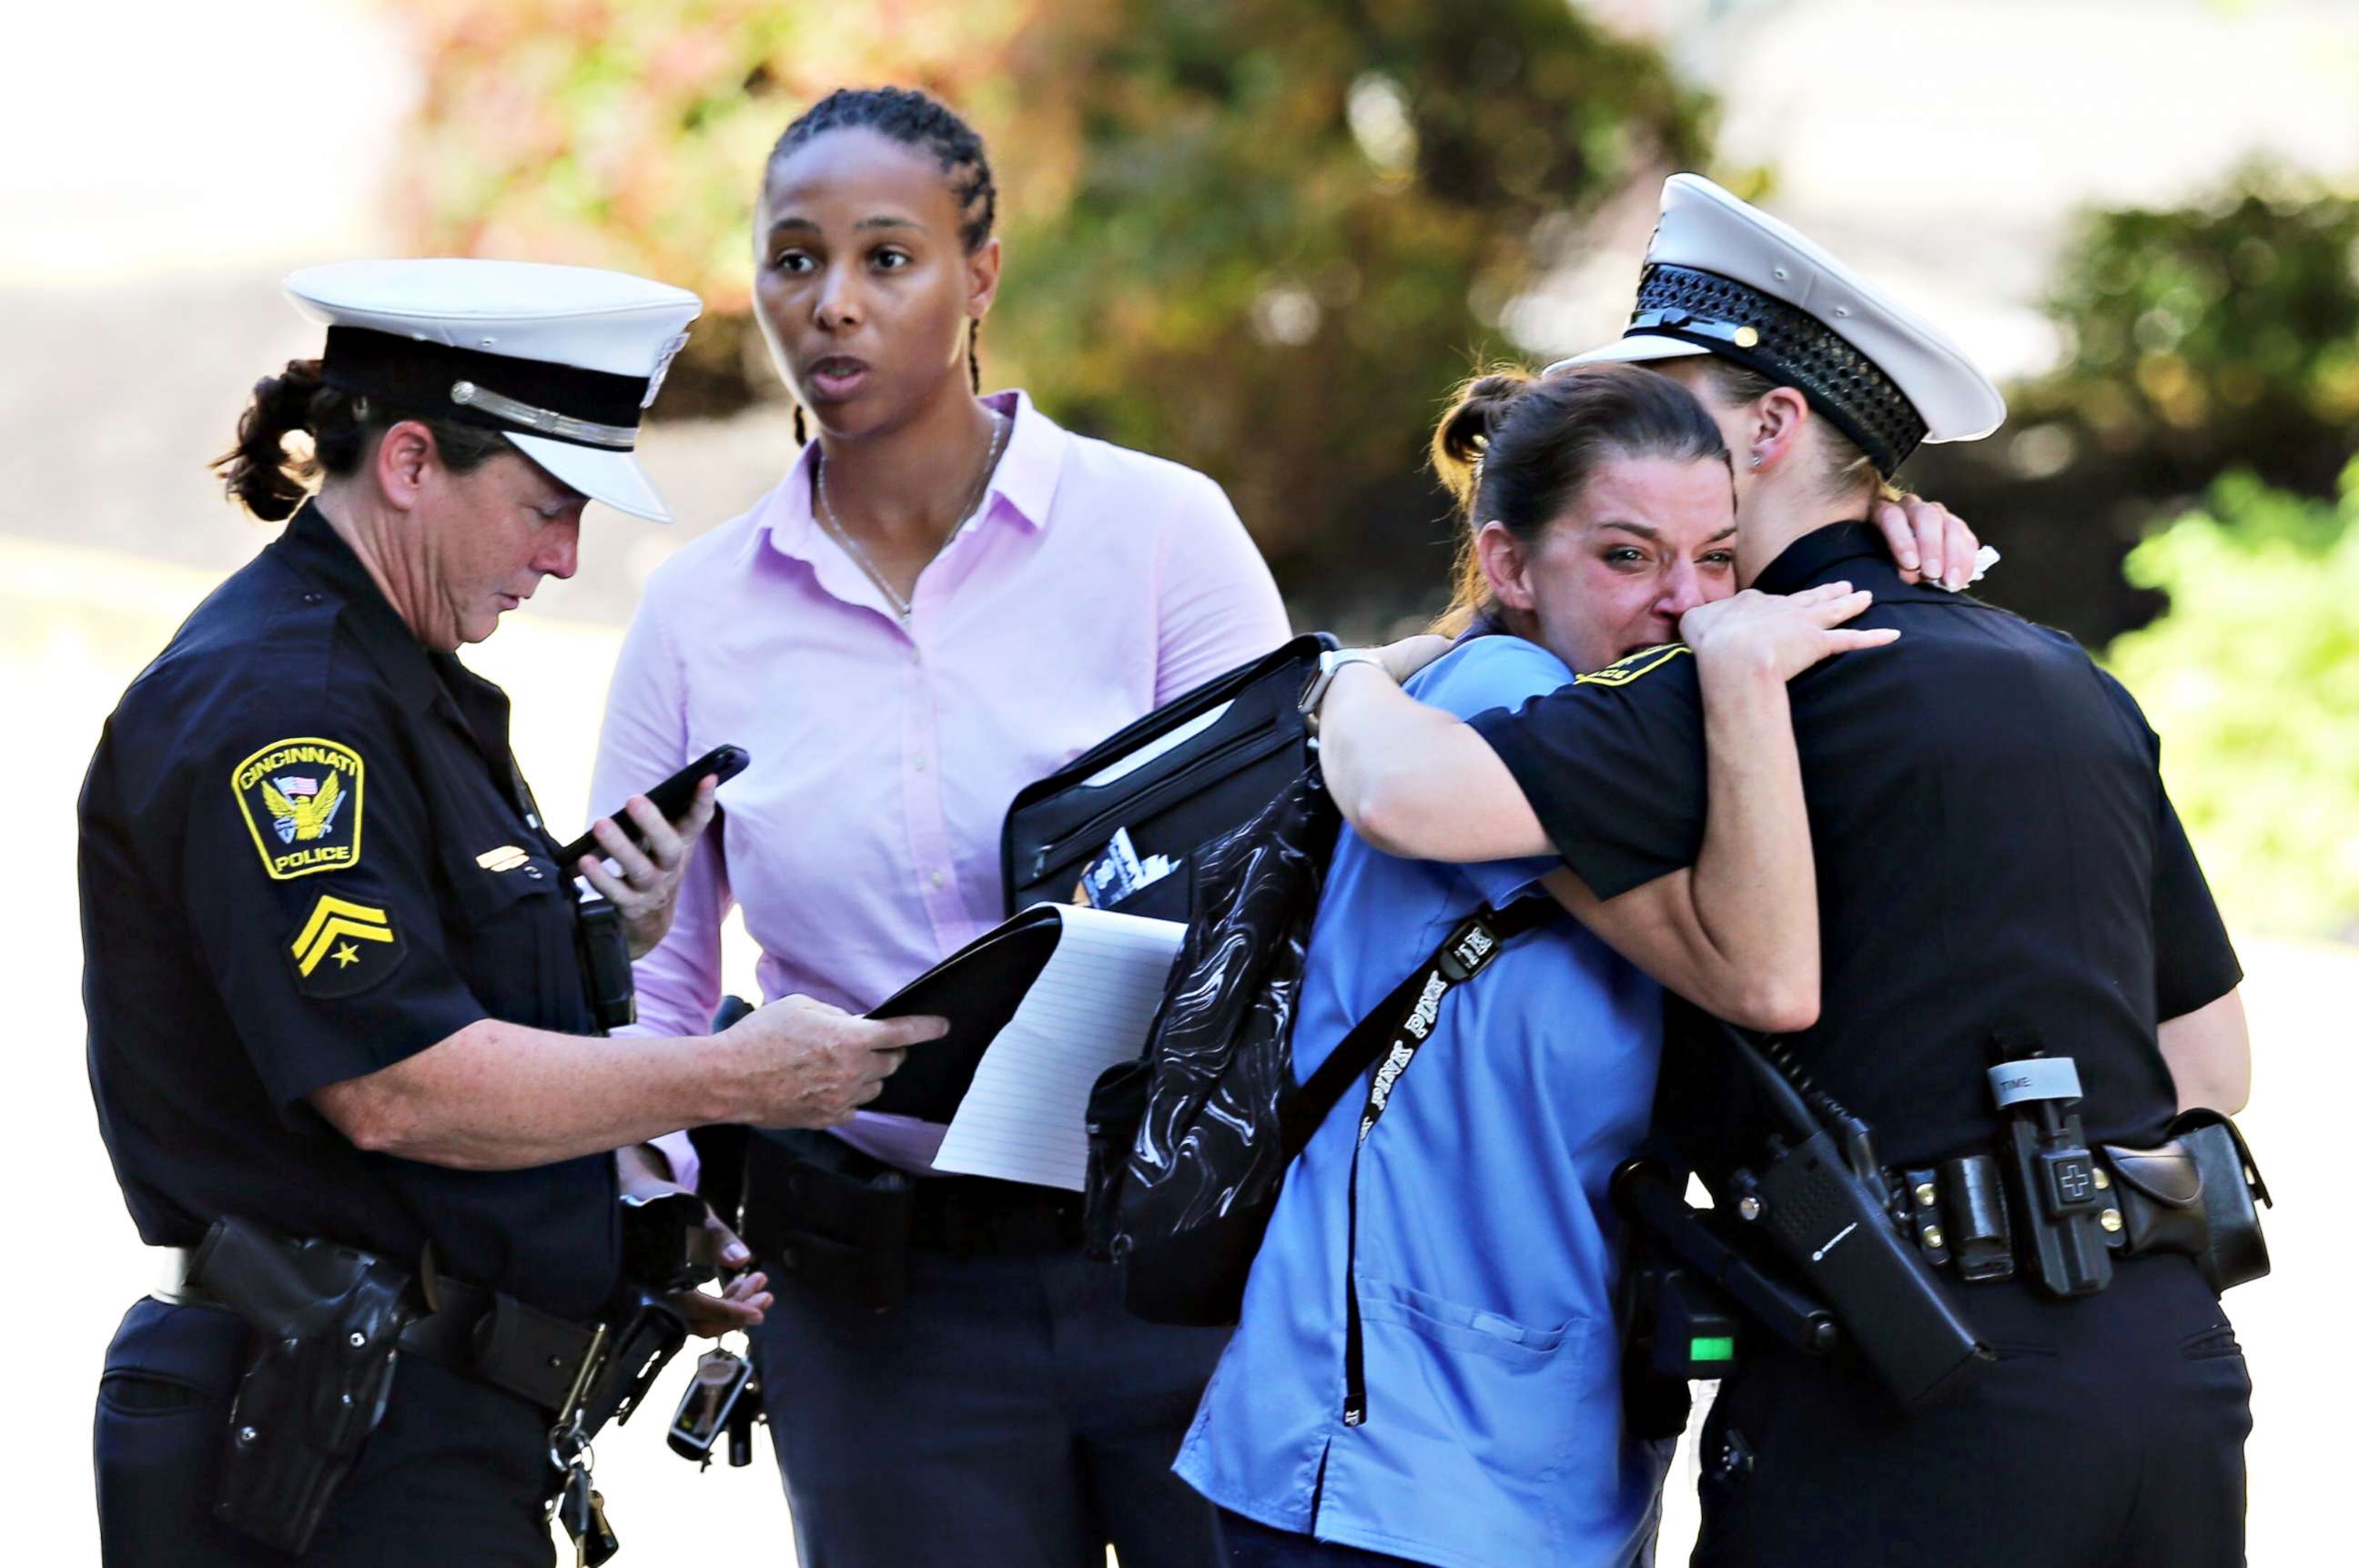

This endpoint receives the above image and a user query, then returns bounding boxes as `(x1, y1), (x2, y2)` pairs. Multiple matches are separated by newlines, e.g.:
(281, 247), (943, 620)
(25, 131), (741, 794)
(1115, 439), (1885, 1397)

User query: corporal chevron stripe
(290, 895), (395, 976)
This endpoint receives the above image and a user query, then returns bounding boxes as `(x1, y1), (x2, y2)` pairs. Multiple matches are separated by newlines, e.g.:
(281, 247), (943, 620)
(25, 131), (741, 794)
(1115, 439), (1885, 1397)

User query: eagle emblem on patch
(233, 738), (365, 880)
(1574, 642), (1693, 688)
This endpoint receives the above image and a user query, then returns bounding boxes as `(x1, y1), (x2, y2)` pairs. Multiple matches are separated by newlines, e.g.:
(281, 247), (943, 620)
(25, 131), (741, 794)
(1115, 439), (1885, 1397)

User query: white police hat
(282, 258), (702, 523)
(1549, 175), (2005, 473)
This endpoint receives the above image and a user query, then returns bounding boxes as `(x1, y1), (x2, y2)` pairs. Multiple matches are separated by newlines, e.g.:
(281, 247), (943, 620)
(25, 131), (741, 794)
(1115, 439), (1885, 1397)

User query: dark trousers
(753, 1241), (1230, 1568)
(1214, 1509), (1434, 1567)
(1691, 1253), (2252, 1568)
(94, 1296), (558, 1567)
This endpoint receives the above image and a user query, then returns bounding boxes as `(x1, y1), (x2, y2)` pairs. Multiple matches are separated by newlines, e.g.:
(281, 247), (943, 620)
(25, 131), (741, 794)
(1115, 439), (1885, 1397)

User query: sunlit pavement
(11, 534), (2339, 1563)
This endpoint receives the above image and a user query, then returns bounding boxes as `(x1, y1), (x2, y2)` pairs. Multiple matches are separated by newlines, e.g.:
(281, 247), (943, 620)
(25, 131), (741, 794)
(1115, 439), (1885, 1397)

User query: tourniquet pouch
(737, 1128), (916, 1310)
(187, 1217), (413, 1553)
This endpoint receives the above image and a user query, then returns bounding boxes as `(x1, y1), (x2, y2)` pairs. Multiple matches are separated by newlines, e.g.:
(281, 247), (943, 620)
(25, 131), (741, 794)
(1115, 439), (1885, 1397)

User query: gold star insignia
(332, 942), (360, 968)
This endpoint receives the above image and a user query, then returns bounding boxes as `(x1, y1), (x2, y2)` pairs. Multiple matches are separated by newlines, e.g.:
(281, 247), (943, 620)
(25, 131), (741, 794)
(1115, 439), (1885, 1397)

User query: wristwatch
(1299, 647), (1392, 731)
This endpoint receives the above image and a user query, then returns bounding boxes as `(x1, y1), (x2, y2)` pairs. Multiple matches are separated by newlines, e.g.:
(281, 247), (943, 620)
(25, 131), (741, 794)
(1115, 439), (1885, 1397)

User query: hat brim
(1542, 335), (1714, 378)
(505, 432), (673, 524)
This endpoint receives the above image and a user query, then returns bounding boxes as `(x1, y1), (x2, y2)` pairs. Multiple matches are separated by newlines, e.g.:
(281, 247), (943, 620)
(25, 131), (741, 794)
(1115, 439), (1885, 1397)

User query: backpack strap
(1282, 896), (1555, 1158)
(1308, 895), (1558, 1429)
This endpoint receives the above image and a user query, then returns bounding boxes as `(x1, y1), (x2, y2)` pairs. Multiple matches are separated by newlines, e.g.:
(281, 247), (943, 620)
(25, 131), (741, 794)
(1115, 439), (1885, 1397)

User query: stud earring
(1748, 454), (1763, 468)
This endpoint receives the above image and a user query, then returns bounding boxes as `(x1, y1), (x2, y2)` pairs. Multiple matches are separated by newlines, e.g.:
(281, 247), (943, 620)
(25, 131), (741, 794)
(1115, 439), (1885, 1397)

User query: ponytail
(209, 359), (508, 520)
(212, 359), (331, 521)
(1431, 369), (1541, 635)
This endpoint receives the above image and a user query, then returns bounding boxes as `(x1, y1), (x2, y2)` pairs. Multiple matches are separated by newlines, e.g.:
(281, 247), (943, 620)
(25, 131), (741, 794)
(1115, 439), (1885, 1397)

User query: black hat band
(1625, 264), (1929, 474)
(320, 327), (649, 450)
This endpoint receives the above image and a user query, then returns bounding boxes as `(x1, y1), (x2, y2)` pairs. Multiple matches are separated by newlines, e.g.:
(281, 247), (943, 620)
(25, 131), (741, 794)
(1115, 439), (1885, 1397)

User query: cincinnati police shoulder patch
(1574, 642), (1693, 688)
(233, 737), (365, 881)
(286, 891), (404, 998)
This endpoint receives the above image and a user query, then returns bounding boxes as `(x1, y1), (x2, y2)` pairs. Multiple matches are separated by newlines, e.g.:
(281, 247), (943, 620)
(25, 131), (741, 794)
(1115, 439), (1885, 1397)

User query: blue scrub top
(1175, 635), (1672, 1568)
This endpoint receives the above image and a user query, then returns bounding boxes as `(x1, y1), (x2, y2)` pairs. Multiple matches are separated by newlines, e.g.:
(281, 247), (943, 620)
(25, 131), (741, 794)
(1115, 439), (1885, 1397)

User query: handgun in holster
(186, 1217), (414, 1553)
(1712, 1026), (1991, 1409)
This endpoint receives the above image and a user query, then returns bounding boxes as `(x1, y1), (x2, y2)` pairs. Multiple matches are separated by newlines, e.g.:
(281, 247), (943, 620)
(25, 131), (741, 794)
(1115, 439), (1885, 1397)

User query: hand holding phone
(559, 744), (750, 867)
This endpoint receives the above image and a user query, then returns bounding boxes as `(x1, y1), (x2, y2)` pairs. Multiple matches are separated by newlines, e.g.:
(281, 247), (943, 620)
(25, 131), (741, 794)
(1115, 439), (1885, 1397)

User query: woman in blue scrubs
(1176, 364), (1906, 1568)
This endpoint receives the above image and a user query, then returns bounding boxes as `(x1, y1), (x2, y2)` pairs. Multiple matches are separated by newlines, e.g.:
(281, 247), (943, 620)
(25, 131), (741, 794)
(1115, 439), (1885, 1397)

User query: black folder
(862, 905), (1066, 1123)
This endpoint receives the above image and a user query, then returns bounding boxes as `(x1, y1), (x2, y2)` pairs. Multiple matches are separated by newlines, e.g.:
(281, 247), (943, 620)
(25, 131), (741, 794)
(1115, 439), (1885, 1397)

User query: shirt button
(301, 592), (322, 605)
(913, 757), (927, 774)
(930, 870), (947, 888)
(523, 865), (544, 881)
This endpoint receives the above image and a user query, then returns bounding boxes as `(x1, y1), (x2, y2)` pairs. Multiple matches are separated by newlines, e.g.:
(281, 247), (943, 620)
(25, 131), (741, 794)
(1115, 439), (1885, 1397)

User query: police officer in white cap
(82, 259), (945, 1566)
(1304, 175), (2256, 1565)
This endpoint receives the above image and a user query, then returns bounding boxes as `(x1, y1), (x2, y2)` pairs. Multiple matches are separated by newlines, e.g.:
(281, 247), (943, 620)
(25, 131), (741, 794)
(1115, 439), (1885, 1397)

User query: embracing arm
(1540, 643), (1820, 1031)
(1316, 586), (1892, 1030)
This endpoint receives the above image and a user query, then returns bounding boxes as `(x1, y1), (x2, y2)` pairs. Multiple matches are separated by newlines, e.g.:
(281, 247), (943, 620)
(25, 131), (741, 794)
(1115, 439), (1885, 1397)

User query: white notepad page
(931, 904), (1186, 1189)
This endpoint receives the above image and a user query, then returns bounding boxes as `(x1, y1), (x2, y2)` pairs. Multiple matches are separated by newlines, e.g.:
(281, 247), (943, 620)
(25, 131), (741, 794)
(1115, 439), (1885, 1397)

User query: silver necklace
(815, 409), (1010, 622)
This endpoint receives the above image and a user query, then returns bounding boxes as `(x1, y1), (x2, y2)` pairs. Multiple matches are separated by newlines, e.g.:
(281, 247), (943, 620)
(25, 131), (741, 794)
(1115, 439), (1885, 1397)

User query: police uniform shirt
(80, 500), (618, 1319)
(1464, 521), (2243, 1167)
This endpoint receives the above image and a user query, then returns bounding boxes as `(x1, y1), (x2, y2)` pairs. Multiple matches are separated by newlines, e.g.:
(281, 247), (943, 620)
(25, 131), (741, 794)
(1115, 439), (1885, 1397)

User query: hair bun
(213, 359), (329, 521)
(1431, 368), (1537, 509)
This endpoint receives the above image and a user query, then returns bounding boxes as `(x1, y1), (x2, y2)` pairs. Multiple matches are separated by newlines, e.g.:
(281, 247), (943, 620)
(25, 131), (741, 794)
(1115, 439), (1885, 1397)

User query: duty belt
(162, 1245), (614, 1421)
(1883, 1112), (2270, 1295)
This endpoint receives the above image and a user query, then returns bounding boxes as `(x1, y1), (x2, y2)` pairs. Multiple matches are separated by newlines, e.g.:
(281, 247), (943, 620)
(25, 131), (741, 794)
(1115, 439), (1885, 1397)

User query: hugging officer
(1307, 176), (2256, 1566)
(81, 259), (944, 1567)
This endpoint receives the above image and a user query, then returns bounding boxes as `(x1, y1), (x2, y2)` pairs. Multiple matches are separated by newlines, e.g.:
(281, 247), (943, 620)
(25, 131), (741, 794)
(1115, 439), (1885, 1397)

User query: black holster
(736, 1129), (915, 1311)
(187, 1218), (414, 1554)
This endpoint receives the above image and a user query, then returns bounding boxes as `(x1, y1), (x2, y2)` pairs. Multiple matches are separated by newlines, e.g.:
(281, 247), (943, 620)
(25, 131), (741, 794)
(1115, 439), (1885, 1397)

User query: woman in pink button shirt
(591, 87), (1288, 1568)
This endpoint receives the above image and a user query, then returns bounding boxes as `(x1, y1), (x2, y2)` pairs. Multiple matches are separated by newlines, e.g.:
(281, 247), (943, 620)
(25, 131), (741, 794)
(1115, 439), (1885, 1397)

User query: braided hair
(768, 86), (998, 445)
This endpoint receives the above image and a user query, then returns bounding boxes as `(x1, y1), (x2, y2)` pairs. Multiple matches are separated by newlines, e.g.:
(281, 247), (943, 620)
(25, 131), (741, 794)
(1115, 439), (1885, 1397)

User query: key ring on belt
(546, 1320), (612, 1476)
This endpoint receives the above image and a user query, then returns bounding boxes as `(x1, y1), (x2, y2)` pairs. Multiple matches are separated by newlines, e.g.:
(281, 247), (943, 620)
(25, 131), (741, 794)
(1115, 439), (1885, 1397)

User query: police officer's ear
(1474, 519), (1539, 615)
(370, 420), (444, 514)
(1742, 385), (1815, 476)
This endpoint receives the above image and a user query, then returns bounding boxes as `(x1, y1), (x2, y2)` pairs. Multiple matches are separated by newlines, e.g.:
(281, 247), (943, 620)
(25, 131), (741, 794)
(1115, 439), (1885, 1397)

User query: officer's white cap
(283, 258), (703, 523)
(1548, 175), (2005, 472)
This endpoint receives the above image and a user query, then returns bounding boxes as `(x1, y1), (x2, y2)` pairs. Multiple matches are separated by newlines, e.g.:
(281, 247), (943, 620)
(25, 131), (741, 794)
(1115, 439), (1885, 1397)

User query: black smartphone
(558, 744), (750, 867)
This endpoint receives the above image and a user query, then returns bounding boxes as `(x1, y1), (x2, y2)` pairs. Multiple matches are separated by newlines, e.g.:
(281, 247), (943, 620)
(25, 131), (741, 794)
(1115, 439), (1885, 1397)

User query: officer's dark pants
(95, 1296), (558, 1567)
(754, 1240), (1230, 1568)
(1213, 1509), (1434, 1567)
(1691, 1253), (2251, 1568)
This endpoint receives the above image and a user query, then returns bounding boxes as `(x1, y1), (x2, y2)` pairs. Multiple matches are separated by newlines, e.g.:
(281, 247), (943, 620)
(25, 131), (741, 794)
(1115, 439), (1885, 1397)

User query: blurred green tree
(391, 0), (1712, 602)
(2104, 461), (2359, 941)
(1906, 164), (2359, 646)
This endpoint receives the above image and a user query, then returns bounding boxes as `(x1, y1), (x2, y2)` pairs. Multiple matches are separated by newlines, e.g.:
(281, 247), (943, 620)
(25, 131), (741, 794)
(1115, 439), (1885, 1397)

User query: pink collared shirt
(592, 390), (1290, 1182)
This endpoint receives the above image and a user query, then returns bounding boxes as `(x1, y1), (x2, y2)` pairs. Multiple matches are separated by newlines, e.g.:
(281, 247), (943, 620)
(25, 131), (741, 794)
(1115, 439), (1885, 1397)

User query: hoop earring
(795, 405), (807, 447)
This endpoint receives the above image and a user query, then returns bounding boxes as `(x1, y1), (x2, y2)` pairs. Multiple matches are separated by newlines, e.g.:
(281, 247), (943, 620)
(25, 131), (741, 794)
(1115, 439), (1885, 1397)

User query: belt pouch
(187, 1218), (412, 1554)
(2171, 1109), (2272, 1291)
(1938, 1155), (2015, 1281)
(471, 1292), (601, 1415)
(2097, 1137), (2203, 1258)
(738, 1129), (916, 1310)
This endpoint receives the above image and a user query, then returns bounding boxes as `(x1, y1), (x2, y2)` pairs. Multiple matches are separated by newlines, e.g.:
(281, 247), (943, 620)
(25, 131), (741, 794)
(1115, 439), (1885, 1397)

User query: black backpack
(1082, 766), (1554, 1330)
